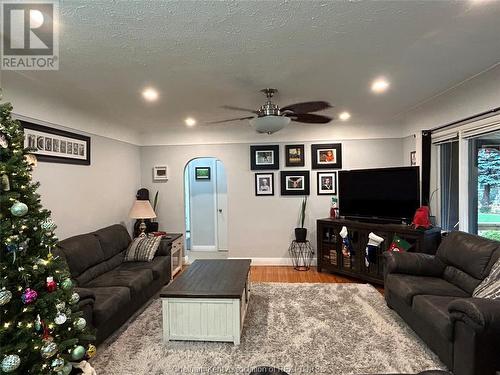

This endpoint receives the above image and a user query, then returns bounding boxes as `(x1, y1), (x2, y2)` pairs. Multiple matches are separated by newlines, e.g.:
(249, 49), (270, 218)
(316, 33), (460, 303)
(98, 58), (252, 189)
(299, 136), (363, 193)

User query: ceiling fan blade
(286, 113), (333, 124)
(206, 116), (255, 124)
(221, 105), (259, 114)
(281, 101), (332, 114)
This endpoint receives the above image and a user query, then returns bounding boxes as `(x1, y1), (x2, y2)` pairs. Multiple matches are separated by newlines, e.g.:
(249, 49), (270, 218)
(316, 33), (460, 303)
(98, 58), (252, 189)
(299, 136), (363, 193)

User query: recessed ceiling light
(142, 87), (159, 102)
(185, 117), (196, 127)
(371, 77), (390, 94)
(339, 111), (351, 121)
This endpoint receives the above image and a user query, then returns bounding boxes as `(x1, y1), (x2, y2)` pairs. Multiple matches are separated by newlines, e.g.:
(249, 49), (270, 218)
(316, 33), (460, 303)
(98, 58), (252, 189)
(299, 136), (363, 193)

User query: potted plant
(295, 196), (308, 242)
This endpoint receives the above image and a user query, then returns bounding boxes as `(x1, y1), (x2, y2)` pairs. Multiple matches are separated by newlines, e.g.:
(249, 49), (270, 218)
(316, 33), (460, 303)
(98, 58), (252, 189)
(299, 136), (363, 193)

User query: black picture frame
(410, 151), (417, 166)
(317, 172), (337, 195)
(195, 167), (211, 180)
(311, 143), (342, 169)
(285, 144), (305, 167)
(255, 173), (274, 196)
(280, 170), (310, 196)
(250, 145), (279, 170)
(21, 121), (91, 165)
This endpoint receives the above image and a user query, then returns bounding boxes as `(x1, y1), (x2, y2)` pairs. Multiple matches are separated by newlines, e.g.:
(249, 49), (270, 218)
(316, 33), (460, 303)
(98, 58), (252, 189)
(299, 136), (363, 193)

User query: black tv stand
(316, 218), (441, 285)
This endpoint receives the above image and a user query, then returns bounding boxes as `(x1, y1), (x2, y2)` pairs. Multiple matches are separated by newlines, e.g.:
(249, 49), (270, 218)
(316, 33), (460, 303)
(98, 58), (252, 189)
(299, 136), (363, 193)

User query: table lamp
(129, 200), (157, 237)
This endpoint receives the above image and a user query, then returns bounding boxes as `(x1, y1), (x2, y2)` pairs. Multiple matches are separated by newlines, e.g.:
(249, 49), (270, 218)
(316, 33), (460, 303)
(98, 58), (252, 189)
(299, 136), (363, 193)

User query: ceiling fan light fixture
(249, 116), (291, 134)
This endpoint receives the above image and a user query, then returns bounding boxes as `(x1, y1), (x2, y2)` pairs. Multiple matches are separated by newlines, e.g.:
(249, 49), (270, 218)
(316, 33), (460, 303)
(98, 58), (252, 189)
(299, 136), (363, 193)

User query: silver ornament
(10, 201), (28, 217)
(1, 354), (20, 373)
(69, 292), (80, 305)
(58, 363), (72, 375)
(1, 174), (10, 191)
(54, 312), (67, 325)
(0, 134), (7, 148)
(74, 317), (86, 330)
(51, 358), (65, 371)
(41, 341), (58, 359)
(55, 301), (66, 311)
(41, 218), (56, 232)
(0, 290), (13, 306)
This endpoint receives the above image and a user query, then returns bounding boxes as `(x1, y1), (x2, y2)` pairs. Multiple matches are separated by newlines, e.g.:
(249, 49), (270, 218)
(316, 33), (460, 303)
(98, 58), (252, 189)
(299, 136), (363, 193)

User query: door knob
(218, 209), (223, 213)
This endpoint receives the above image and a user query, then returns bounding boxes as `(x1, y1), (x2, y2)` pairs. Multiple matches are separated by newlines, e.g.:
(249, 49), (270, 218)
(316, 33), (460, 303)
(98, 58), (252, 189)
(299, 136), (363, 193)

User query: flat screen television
(338, 166), (420, 222)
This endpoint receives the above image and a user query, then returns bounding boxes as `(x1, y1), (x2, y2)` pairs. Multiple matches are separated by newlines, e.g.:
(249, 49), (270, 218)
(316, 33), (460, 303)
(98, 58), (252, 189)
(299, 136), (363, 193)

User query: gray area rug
(91, 283), (446, 374)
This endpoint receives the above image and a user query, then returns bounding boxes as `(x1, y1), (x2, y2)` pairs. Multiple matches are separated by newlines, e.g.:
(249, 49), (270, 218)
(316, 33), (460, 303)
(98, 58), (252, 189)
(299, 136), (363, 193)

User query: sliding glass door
(469, 135), (500, 240)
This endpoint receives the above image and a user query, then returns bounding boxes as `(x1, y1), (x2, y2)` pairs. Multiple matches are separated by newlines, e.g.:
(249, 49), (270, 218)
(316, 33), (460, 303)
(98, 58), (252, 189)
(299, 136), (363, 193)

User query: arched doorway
(184, 158), (228, 257)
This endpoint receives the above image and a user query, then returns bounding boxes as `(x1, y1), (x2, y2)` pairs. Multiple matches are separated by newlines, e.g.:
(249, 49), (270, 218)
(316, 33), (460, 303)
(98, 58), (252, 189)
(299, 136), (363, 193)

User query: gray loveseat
(55, 224), (171, 343)
(384, 231), (500, 375)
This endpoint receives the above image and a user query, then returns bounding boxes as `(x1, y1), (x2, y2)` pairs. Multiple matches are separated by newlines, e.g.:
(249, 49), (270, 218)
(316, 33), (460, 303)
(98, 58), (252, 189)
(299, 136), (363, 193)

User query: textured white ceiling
(3, 0), (500, 144)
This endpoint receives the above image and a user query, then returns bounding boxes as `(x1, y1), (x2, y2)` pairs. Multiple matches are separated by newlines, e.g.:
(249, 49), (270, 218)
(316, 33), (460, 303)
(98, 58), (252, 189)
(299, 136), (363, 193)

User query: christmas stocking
(339, 226), (354, 257)
(388, 235), (412, 252)
(365, 232), (384, 267)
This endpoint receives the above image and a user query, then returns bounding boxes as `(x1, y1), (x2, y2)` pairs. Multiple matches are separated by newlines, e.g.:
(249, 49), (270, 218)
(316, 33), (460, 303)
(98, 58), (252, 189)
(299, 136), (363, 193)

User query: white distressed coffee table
(160, 259), (251, 345)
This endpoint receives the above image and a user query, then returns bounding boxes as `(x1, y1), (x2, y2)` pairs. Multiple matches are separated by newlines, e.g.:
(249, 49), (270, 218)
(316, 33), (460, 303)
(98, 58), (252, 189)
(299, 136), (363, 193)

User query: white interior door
(216, 160), (228, 251)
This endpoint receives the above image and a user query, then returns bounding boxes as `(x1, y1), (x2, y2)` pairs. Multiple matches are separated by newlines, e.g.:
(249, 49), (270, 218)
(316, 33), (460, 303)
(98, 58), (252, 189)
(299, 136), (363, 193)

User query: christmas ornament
(74, 317), (86, 330)
(1, 174), (10, 191)
(1, 354), (20, 373)
(18, 240), (28, 252)
(46, 276), (57, 292)
(58, 363), (72, 375)
(35, 314), (42, 331)
(21, 288), (38, 304)
(10, 200), (28, 217)
(5, 244), (17, 253)
(86, 344), (97, 359)
(51, 358), (65, 371)
(55, 301), (66, 311)
(69, 292), (80, 305)
(25, 153), (38, 167)
(41, 218), (56, 232)
(54, 312), (67, 325)
(71, 345), (86, 361)
(0, 290), (13, 305)
(41, 341), (58, 359)
(61, 278), (73, 290)
(0, 133), (7, 148)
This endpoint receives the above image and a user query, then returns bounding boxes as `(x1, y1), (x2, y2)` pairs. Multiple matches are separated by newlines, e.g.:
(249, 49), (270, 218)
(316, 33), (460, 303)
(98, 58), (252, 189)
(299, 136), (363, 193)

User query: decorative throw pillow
(473, 257), (500, 300)
(124, 236), (162, 262)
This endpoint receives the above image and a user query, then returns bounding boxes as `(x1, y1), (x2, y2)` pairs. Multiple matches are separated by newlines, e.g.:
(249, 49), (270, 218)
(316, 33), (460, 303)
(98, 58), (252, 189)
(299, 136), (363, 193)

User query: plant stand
(288, 240), (314, 271)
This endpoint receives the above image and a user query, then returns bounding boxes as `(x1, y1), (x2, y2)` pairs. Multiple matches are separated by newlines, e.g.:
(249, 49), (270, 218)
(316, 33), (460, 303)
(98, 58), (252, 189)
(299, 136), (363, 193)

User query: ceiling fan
(208, 88), (333, 134)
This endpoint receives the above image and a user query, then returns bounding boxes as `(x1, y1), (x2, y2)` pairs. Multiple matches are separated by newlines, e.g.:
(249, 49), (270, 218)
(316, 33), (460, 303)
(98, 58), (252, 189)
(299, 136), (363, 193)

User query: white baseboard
(190, 245), (217, 251)
(229, 257), (317, 266)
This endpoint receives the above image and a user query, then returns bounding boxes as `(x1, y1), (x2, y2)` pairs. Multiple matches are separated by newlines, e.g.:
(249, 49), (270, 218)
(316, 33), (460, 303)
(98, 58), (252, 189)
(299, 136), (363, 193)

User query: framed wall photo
(195, 167), (211, 180)
(410, 151), (417, 166)
(21, 121), (91, 165)
(250, 145), (279, 170)
(285, 144), (305, 167)
(153, 166), (168, 181)
(311, 143), (342, 169)
(255, 173), (274, 196)
(317, 172), (337, 195)
(280, 171), (310, 196)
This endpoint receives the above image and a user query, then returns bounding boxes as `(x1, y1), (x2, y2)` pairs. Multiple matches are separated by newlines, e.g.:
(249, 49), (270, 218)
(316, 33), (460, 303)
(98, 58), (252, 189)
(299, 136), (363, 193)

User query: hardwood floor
(250, 266), (384, 294)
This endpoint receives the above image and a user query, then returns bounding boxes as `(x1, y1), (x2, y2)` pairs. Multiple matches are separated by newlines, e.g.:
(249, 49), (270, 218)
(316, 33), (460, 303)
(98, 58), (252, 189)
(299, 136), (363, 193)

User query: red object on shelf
(151, 231), (167, 237)
(412, 206), (432, 229)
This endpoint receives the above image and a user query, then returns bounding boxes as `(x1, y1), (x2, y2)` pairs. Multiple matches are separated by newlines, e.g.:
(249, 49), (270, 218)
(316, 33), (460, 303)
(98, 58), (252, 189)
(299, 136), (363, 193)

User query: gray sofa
(56, 224), (171, 344)
(384, 231), (500, 375)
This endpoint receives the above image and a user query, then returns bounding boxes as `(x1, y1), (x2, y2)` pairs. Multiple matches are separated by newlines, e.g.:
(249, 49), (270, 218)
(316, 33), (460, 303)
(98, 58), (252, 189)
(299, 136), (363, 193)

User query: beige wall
(140, 138), (404, 259)
(32, 132), (141, 240)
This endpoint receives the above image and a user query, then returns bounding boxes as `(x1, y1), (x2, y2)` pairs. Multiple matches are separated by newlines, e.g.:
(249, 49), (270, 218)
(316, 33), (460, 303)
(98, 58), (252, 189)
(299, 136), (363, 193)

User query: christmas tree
(0, 102), (95, 374)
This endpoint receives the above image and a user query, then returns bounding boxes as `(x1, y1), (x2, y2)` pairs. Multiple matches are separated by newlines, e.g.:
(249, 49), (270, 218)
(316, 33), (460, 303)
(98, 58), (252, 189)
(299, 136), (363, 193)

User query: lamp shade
(129, 200), (157, 219)
(249, 116), (291, 134)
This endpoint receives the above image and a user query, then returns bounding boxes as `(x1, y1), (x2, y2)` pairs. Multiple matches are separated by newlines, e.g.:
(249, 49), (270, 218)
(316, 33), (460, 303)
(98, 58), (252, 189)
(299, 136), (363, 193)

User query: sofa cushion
(386, 274), (469, 305)
(85, 268), (154, 296)
(91, 286), (131, 326)
(115, 256), (170, 280)
(412, 295), (458, 340)
(437, 231), (500, 280)
(442, 266), (481, 295)
(56, 234), (105, 279)
(94, 224), (131, 260)
(124, 236), (162, 262)
(75, 251), (125, 286)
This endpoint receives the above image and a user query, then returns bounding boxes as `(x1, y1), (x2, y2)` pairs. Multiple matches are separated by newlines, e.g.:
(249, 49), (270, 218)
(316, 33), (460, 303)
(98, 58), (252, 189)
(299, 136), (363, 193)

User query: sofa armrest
(448, 298), (500, 334)
(156, 239), (172, 257)
(74, 287), (96, 302)
(384, 251), (445, 279)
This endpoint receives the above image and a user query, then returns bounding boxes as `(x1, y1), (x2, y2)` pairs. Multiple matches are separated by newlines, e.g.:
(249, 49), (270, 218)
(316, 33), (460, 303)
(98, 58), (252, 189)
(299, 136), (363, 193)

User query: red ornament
(46, 277), (57, 292)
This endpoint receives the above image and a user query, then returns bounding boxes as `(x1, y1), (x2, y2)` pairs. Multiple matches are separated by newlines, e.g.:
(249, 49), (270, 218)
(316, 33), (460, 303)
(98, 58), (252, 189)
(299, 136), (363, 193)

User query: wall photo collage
(251, 143), (341, 197)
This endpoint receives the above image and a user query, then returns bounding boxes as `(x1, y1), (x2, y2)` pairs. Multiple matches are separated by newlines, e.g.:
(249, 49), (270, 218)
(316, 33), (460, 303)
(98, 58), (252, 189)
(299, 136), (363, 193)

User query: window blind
(431, 112), (500, 143)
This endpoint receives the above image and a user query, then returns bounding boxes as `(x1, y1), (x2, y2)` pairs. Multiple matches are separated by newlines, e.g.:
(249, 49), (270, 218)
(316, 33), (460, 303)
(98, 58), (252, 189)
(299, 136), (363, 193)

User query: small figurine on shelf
(330, 197), (339, 219)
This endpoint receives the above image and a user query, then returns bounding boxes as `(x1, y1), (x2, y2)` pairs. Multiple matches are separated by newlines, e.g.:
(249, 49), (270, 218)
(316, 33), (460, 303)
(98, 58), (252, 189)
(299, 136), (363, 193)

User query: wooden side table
(161, 233), (184, 280)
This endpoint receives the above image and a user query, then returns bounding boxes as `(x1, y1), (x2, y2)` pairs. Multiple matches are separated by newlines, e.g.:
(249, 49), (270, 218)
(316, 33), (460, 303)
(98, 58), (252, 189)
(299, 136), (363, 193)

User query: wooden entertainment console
(316, 218), (441, 285)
